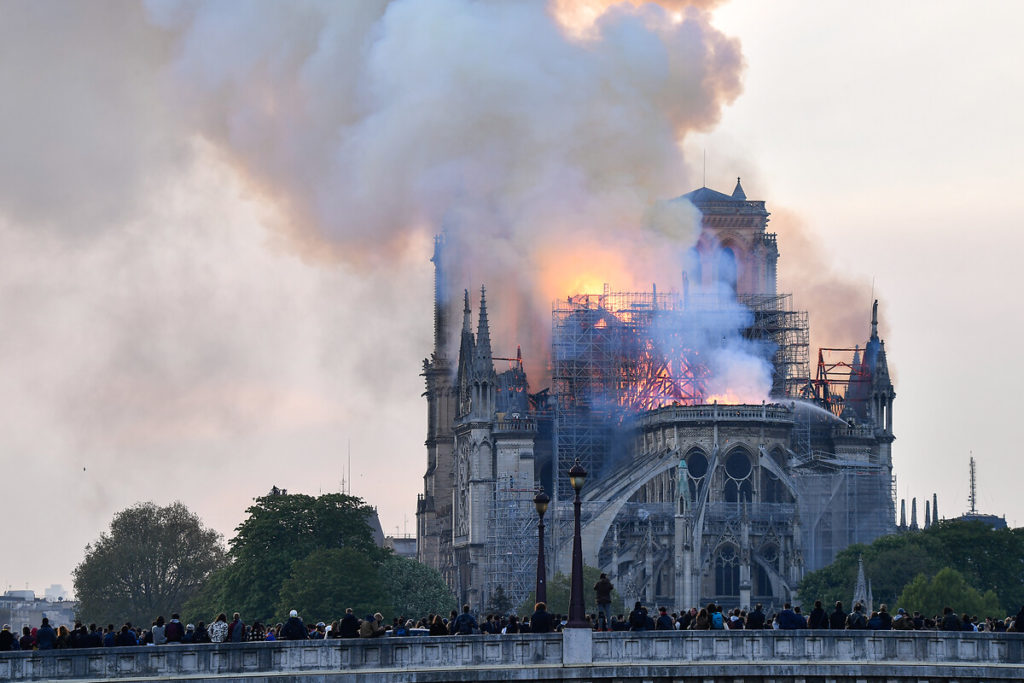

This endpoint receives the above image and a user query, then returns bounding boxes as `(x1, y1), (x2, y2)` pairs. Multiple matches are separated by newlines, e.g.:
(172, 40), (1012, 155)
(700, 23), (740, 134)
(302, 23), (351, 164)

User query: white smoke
(0, 0), (749, 589)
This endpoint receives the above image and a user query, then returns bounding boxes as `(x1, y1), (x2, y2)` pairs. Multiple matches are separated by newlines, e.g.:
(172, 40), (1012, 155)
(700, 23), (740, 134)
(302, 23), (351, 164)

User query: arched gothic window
(714, 545), (740, 596)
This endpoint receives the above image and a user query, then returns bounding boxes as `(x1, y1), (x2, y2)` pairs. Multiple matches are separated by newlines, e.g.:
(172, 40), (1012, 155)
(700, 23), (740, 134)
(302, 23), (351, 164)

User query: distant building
(0, 590), (77, 630)
(384, 536), (417, 559)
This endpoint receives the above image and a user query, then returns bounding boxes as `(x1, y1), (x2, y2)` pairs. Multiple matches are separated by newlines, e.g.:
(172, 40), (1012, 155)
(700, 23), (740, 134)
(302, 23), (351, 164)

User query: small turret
(732, 177), (746, 200)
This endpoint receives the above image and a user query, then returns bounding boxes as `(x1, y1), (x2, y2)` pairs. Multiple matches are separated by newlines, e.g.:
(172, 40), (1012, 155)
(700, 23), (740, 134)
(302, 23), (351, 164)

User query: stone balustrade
(2, 630), (1023, 682)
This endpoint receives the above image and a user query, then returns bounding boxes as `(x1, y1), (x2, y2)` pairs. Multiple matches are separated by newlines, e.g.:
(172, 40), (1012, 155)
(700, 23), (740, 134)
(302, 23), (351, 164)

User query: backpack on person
(711, 611), (724, 629)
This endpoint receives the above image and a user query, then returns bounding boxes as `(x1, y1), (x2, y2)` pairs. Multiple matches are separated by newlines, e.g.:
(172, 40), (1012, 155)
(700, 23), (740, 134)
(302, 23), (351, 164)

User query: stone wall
(2, 631), (1024, 682)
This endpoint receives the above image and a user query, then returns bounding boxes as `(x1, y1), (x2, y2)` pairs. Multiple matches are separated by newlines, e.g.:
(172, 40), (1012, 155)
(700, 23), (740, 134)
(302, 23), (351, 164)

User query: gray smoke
(0, 0), (745, 590)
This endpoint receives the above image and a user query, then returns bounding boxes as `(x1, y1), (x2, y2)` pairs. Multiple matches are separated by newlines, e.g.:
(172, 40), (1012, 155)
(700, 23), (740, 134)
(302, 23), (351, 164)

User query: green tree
(519, 565), (603, 616)
(798, 520), (1024, 614)
(203, 491), (384, 621)
(898, 567), (1002, 619)
(73, 501), (226, 626)
(484, 586), (515, 616)
(276, 548), (389, 623)
(380, 555), (456, 619)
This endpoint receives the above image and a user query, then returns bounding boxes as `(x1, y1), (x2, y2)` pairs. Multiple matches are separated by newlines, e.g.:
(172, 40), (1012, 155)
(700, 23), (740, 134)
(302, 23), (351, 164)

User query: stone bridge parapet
(2, 630), (1023, 682)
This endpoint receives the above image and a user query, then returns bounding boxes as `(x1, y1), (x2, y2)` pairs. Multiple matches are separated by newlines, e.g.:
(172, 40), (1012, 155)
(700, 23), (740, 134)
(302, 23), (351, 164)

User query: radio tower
(968, 455), (978, 515)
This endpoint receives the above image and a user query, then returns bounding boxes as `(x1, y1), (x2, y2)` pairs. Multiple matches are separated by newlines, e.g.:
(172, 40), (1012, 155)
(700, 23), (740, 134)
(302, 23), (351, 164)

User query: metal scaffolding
(485, 477), (538, 612)
(551, 288), (811, 500)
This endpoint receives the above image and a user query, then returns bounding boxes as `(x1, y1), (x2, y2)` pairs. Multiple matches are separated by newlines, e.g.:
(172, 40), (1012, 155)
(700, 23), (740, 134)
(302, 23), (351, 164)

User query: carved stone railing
(2, 631), (1023, 682)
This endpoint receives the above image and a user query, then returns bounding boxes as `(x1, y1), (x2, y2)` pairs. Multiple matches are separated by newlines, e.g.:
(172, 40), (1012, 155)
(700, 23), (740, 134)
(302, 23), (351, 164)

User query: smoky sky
(0, 0), (752, 591)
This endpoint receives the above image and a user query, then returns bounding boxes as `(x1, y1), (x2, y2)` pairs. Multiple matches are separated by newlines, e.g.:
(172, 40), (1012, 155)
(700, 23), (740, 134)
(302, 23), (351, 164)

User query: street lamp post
(534, 488), (549, 605)
(566, 458), (588, 628)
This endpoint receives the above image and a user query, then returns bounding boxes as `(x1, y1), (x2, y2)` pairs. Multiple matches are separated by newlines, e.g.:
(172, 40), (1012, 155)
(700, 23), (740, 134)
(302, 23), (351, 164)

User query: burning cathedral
(416, 179), (895, 613)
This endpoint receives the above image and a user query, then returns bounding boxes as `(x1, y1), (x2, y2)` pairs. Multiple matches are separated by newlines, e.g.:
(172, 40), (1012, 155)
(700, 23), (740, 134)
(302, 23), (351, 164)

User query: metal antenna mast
(968, 454), (977, 515)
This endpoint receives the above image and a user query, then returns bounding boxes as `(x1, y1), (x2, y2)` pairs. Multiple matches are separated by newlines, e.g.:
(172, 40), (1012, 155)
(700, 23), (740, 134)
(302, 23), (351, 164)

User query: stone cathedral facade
(417, 181), (896, 613)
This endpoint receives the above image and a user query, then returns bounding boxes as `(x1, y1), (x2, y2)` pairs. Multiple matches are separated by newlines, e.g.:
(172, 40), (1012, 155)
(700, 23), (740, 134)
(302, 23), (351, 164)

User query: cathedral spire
(462, 289), (472, 334)
(870, 299), (879, 342)
(476, 286), (493, 363)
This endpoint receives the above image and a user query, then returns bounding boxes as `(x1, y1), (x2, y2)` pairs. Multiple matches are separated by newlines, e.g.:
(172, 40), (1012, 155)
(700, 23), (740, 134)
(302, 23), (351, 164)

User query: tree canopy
(187, 491), (384, 622)
(898, 567), (1001, 619)
(73, 501), (226, 626)
(798, 520), (1024, 616)
(519, 565), (604, 616)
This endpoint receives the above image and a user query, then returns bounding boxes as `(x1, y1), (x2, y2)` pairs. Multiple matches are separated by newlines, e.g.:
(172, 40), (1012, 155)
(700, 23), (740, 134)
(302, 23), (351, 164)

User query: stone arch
(568, 447), (681, 571)
(721, 447), (754, 503)
(712, 542), (741, 598)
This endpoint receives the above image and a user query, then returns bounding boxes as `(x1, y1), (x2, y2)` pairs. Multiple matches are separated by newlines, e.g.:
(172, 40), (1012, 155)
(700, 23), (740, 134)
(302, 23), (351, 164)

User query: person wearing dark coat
(829, 602), (848, 630)
(746, 604), (766, 629)
(339, 609), (361, 638)
(227, 613), (245, 642)
(115, 625), (138, 646)
(940, 607), (962, 631)
(776, 604), (803, 630)
(429, 616), (448, 636)
(806, 601), (829, 629)
(35, 618), (56, 650)
(280, 610), (308, 640)
(0, 625), (17, 651)
(593, 573), (614, 620)
(530, 602), (555, 633)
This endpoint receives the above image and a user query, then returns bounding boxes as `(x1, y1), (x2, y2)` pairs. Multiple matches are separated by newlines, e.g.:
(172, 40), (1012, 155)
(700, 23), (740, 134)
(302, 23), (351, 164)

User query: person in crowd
(249, 622), (267, 641)
(691, 607), (709, 630)
(327, 620), (341, 639)
(151, 616), (167, 645)
(709, 604), (725, 630)
(339, 608), (360, 638)
(209, 614), (229, 643)
(655, 607), (674, 630)
(165, 614), (184, 643)
(452, 605), (477, 635)
(628, 602), (648, 631)
(876, 604), (893, 629)
(728, 608), (745, 629)
(593, 573), (614, 621)
(103, 625), (116, 647)
(530, 602), (554, 633)
(940, 607), (961, 631)
(503, 615), (521, 634)
(866, 611), (882, 629)
(19, 626), (34, 650)
(776, 603), (802, 630)
(807, 601), (829, 629)
(846, 603), (868, 629)
(429, 615), (448, 636)
(829, 602), (847, 630)
(182, 624), (196, 643)
(746, 604), (766, 630)
(194, 621), (210, 643)
(36, 618), (56, 650)
(0, 624), (17, 651)
(359, 613), (386, 638)
(115, 624), (138, 647)
(892, 608), (915, 630)
(1010, 606), (1024, 632)
(280, 610), (307, 640)
(227, 613), (245, 642)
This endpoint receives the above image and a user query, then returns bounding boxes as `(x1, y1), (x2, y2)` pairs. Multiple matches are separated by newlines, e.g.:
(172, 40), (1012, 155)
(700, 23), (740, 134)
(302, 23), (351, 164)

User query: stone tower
(677, 178), (779, 296)
(416, 235), (458, 584)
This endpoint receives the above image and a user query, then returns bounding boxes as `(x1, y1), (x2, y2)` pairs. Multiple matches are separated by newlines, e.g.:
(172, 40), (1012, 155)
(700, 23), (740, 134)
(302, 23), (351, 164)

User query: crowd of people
(3, 598), (1024, 651)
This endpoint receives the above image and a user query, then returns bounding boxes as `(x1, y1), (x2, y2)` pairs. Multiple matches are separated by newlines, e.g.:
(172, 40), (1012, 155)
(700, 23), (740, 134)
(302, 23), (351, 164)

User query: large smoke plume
(0, 0), (751, 588)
